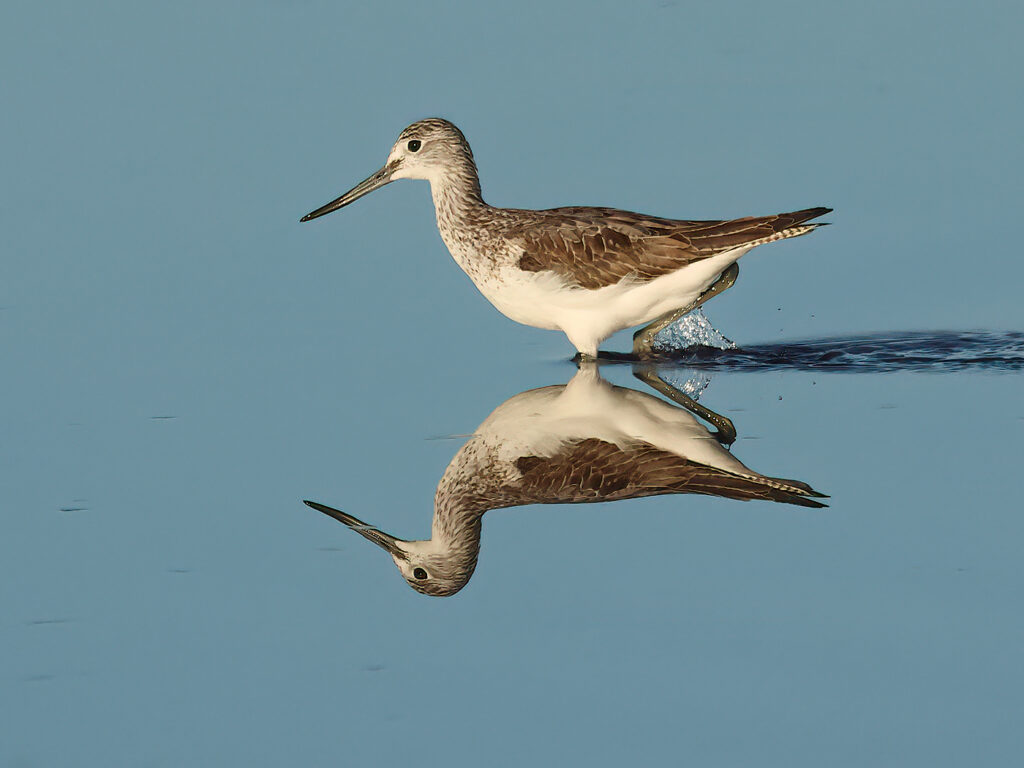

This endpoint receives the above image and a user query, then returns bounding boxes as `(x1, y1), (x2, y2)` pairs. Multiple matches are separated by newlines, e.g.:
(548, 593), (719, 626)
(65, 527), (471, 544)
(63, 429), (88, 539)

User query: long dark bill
(303, 499), (408, 560)
(300, 162), (397, 222)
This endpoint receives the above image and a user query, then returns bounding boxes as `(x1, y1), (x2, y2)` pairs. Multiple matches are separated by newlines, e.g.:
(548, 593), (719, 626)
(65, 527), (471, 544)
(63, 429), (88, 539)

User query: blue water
(612, 330), (1024, 371)
(2, 1), (1023, 766)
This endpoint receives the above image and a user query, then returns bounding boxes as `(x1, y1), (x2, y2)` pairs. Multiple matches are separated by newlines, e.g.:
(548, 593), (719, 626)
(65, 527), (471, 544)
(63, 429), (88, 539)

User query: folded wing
(515, 206), (831, 290)
(506, 438), (828, 508)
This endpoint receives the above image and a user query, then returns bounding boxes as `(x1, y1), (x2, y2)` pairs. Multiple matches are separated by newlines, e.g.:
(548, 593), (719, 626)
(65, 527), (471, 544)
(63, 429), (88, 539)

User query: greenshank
(301, 118), (831, 358)
(304, 363), (826, 597)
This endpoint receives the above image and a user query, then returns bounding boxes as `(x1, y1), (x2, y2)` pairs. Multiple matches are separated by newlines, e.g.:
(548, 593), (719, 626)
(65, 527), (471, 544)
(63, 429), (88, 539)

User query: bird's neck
(430, 158), (489, 230)
(431, 490), (485, 551)
(412, 494), (484, 587)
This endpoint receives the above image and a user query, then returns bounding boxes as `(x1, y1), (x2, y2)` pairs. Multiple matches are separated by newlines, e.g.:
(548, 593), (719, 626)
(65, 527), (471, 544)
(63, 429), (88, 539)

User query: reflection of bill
(304, 364), (826, 597)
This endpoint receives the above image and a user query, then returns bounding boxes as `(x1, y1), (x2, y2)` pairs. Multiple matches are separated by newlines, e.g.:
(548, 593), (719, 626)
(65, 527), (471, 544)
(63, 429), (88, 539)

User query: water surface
(2, 1), (1022, 766)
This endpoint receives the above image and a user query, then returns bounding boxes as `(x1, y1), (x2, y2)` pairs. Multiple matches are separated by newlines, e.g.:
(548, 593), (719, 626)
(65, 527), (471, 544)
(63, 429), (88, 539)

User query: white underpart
(469, 245), (753, 358)
(475, 364), (755, 479)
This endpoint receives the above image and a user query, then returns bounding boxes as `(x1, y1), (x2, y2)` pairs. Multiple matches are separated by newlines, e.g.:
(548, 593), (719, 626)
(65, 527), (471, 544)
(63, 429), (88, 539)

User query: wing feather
(513, 206), (831, 289)
(507, 438), (827, 508)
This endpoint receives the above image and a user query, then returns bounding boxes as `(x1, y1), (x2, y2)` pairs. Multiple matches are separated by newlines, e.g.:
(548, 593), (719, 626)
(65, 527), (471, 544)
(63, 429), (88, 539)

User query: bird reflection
(305, 364), (826, 597)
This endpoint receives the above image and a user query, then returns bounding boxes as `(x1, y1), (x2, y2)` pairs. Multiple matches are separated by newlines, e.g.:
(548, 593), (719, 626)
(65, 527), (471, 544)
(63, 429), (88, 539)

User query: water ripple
(610, 331), (1024, 372)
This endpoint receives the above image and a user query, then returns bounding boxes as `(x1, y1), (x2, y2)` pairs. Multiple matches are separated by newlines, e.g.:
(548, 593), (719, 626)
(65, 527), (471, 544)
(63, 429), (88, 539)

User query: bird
(301, 118), (831, 359)
(303, 363), (826, 597)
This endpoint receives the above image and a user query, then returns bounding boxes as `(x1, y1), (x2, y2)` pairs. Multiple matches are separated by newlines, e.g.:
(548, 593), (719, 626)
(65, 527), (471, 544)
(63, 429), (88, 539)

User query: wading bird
(302, 118), (830, 358)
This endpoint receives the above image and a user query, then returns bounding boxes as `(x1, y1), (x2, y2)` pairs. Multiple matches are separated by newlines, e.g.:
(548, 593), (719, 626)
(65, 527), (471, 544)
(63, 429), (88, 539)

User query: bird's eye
(407, 139), (421, 152)
(413, 567), (428, 580)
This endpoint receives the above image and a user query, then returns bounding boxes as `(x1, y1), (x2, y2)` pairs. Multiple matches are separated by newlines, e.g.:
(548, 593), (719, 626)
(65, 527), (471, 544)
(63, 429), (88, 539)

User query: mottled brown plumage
(512, 437), (825, 508)
(514, 207), (831, 290)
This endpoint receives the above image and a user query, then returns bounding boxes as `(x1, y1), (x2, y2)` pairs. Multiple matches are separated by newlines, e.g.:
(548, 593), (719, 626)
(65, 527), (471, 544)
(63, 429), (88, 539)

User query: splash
(657, 368), (713, 401)
(653, 308), (736, 352)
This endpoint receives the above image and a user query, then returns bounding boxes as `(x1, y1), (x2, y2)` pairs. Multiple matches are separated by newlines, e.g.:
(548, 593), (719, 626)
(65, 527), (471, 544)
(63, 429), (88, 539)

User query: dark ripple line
(606, 331), (1024, 372)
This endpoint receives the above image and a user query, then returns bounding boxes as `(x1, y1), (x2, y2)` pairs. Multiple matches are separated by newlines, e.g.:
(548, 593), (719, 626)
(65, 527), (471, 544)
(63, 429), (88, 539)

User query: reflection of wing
(508, 438), (827, 508)
(514, 207), (831, 290)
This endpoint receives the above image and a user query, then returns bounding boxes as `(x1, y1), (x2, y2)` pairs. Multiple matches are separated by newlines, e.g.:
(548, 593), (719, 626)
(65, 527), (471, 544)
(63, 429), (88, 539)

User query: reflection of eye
(413, 567), (428, 580)
(407, 140), (421, 152)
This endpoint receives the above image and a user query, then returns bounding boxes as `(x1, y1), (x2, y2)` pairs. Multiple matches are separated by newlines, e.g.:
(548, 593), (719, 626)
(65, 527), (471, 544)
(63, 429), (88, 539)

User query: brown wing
(514, 206), (831, 290)
(505, 438), (827, 508)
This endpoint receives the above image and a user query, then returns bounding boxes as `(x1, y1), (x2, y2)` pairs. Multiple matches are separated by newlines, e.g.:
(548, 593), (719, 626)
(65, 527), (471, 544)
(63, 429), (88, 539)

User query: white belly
(479, 366), (754, 477)
(467, 246), (752, 355)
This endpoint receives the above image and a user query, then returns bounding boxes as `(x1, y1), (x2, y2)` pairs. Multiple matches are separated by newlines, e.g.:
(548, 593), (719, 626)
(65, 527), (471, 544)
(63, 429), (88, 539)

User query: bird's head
(303, 500), (477, 597)
(300, 118), (476, 222)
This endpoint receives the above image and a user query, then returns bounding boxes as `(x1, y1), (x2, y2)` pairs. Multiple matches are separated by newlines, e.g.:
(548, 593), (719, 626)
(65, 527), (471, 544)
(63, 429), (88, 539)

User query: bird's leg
(632, 263), (740, 357)
(633, 367), (737, 446)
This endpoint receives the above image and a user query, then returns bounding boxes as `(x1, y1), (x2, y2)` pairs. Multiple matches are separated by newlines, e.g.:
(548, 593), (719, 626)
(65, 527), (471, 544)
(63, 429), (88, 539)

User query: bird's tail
(746, 206), (833, 247)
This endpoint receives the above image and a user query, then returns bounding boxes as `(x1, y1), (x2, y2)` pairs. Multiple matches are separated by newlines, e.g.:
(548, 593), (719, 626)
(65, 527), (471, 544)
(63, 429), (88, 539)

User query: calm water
(3, 1), (1023, 766)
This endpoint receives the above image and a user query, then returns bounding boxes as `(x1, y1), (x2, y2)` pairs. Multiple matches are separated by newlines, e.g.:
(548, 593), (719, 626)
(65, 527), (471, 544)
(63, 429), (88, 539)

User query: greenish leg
(633, 367), (737, 446)
(632, 263), (740, 357)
